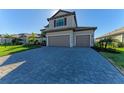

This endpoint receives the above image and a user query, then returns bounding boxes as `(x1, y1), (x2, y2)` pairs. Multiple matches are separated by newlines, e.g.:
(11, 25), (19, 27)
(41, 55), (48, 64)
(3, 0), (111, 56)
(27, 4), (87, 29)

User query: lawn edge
(99, 52), (124, 76)
(0, 46), (42, 57)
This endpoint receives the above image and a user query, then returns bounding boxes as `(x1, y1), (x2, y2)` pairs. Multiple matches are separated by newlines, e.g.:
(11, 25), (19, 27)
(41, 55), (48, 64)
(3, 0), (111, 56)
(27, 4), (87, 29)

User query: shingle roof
(96, 27), (124, 39)
(75, 27), (97, 31)
(47, 9), (78, 27)
(41, 27), (97, 33)
(47, 9), (75, 21)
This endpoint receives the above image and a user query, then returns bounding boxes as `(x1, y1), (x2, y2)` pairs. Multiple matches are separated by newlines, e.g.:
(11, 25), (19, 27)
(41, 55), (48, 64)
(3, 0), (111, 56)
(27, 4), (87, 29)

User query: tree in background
(28, 32), (36, 45)
(41, 31), (46, 46)
(103, 37), (113, 49)
(41, 31), (46, 38)
(3, 34), (12, 47)
(12, 38), (23, 45)
(98, 37), (119, 49)
(98, 39), (104, 48)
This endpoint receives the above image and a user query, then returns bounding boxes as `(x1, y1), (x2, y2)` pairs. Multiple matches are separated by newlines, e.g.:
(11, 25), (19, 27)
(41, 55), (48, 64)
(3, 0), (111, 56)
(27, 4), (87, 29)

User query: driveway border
(98, 51), (124, 76)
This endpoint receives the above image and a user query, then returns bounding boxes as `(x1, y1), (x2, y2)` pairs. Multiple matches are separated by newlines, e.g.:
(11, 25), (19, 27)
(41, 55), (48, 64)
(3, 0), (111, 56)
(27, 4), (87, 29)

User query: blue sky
(0, 9), (124, 38)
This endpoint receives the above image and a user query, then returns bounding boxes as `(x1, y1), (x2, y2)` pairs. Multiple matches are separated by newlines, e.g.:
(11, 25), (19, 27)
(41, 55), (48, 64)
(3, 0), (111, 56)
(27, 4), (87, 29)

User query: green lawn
(100, 48), (124, 69)
(0, 45), (40, 57)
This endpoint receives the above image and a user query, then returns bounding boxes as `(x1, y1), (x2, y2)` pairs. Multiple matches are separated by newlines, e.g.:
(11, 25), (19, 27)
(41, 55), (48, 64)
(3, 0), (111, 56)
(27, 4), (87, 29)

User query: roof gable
(47, 9), (75, 21)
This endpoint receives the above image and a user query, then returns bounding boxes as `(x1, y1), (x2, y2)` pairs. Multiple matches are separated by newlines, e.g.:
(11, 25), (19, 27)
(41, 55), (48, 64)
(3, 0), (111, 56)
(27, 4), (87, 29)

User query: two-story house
(40, 10), (97, 47)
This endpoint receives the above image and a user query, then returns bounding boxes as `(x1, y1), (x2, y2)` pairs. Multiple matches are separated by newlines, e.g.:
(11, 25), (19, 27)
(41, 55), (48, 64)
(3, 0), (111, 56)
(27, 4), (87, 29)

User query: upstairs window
(54, 18), (66, 27)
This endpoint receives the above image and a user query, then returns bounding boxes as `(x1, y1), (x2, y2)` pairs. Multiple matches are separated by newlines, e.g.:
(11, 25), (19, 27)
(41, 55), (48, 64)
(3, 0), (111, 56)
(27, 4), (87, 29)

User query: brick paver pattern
(0, 47), (124, 84)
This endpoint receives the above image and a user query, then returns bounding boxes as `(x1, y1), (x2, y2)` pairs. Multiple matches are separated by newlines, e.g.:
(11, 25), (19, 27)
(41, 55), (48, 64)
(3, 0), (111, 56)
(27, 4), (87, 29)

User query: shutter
(64, 18), (66, 26)
(54, 20), (56, 27)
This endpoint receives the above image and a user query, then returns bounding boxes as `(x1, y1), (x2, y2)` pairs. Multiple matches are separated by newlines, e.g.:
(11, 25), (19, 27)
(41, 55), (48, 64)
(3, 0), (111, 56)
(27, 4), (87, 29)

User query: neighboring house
(18, 33), (29, 44)
(0, 38), (12, 44)
(12, 33), (42, 44)
(35, 34), (43, 43)
(0, 34), (12, 44)
(0, 33), (42, 45)
(12, 33), (30, 44)
(40, 9), (97, 47)
(96, 27), (124, 43)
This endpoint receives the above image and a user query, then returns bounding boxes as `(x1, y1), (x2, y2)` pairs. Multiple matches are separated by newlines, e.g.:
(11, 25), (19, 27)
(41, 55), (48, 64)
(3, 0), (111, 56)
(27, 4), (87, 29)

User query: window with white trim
(54, 18), (66, 27)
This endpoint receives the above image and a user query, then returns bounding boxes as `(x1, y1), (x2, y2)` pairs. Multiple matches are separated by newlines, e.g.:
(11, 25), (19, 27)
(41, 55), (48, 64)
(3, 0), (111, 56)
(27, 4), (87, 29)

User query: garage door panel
(48, 35), (70, 47)
(76, 35), (90, 47)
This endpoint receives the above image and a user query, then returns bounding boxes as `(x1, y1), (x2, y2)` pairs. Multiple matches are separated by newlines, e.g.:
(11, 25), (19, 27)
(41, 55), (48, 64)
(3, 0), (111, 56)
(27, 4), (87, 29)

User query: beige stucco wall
(74, 30), (94, 47)
(67, 15), (77, 28)
(46, 30), (73, 36)
(112, 34), (123, 42)
(122, 34), (124, 43)
(96, 34), (124, 43)
(48, 15), (76, 30)
(48, 20), (54, 30)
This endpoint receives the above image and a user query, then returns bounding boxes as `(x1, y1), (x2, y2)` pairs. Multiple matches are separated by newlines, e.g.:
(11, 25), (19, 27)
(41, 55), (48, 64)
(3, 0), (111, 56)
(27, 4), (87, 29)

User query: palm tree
(28, 32), (36, 44)
(98, 39), (104, 48)
(3, 34), (12, 47)
(98, 37), (118, 49)
(104, 37), (113, 49)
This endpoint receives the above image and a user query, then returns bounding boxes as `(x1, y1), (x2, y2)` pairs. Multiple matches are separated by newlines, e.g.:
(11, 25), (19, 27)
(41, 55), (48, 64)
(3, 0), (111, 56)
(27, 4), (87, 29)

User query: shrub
(34, 40), (40, 45)
(94, 42), (100, 47)
(117, 42), (124, 47)
(92, 46), (120, 54)
(112, 42), (118, 48)
(12, 38), (23, 45)
(41, 40), (46, 46)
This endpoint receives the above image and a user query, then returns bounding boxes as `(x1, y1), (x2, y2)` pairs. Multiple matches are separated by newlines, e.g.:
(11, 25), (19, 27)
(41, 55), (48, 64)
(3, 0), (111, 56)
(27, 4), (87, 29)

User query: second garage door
(48, 35), (70, 47)
(76, 35), (90, 47)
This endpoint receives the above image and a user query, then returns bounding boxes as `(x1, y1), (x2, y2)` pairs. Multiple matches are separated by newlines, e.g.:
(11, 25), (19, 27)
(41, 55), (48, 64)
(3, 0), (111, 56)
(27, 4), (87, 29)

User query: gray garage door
(48, 35), (70, 47)
(76, 35), (90, 47)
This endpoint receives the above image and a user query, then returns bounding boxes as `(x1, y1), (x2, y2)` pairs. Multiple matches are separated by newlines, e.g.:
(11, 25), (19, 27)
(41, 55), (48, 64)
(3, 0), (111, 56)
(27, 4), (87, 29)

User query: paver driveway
(0, 47), (124, 84)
